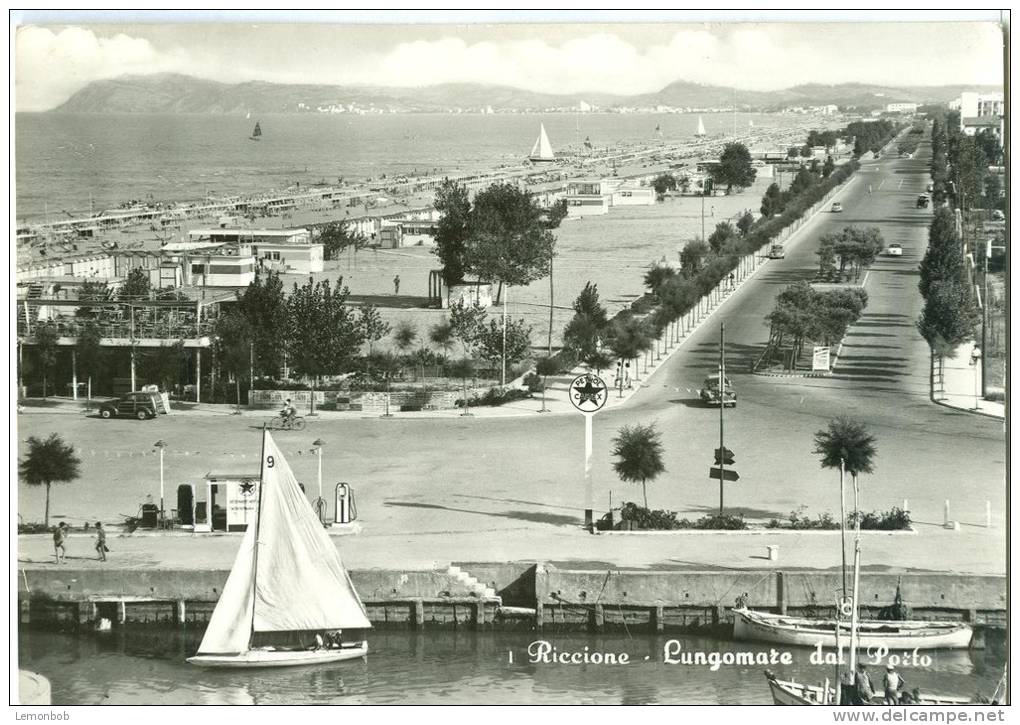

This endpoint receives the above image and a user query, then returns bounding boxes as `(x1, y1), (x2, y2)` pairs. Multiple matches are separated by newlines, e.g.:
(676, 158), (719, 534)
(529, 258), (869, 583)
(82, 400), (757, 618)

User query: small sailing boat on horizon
(249, 120), (262, 142)
(187, 429), (371, 668)
(695, 116), (707, 138)
(528, 123), (555, 162)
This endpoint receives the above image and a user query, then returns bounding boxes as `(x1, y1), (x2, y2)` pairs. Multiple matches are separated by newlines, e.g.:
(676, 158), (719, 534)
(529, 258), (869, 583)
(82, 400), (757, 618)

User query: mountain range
(49, 73), (998, 114)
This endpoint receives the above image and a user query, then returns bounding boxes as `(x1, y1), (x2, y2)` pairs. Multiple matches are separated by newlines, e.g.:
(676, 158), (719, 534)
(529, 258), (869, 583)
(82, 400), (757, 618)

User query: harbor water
(16, 111), (808, 223)
(19, 629), (1004, 705)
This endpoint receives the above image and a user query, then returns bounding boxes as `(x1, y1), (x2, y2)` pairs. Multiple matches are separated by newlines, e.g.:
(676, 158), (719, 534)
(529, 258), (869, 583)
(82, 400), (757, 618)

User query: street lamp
(153, 440), (167, 523)
(969, 346), (982, 411)
(313, 438), (326, 522)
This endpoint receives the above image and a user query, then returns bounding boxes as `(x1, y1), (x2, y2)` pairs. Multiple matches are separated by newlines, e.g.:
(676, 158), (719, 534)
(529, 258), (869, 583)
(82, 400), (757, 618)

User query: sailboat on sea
(528, 123), (555, 162)
(695, 116), (707, 138)
(187, 430), (371, 668)
(249, 121), (262, 142)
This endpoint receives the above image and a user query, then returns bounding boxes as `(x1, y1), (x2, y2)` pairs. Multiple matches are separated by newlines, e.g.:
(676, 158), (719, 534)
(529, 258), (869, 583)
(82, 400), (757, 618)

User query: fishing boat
(529, 123), (555, 162)
(249, 121), (262, 142)
(734, 608), (973, 650)
(187, 430), (372, 668)
(695, 116), (707, 137)
(764, 671), (973, 706)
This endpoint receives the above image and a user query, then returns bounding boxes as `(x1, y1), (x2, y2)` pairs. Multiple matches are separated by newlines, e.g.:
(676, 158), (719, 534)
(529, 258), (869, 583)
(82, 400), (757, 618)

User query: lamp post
(969, 346), (982, 411)
(313, 438), (326, 521)
(153, 440), (167, 523)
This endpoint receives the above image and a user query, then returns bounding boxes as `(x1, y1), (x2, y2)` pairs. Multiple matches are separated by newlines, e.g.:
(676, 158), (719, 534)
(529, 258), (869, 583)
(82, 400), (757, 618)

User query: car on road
(992, 210), (1005, 221)
(886, 243), (903, 257)
(767, 243), (786, 259)
(917, 194), (930, 208)
(699, 374), (736, 408)
(98, 392), (159, 420)
(830, 202), (843, 213)
(926, 182), (934, 193)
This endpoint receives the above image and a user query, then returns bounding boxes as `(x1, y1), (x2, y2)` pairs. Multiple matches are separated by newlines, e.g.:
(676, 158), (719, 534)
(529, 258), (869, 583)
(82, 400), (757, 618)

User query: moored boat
(765, 671), (973, 706)
(734, 608), (973, 650)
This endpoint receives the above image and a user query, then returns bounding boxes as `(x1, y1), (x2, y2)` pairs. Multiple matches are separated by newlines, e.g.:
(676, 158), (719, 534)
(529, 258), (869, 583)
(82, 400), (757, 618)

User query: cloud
(15, 26), (180, 110)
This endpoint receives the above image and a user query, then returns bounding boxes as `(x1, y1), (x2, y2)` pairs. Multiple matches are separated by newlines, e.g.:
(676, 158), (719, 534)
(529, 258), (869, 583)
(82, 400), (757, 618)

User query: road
(17, 142), (1006, 574)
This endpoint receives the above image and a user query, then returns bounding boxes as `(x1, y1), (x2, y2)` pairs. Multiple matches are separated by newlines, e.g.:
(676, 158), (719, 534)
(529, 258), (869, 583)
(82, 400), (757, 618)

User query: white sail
(529, 123), (555, 160)
(252, 432), (372, 633)
(195, 521), (257, 655)
(696, 116), (707, 137)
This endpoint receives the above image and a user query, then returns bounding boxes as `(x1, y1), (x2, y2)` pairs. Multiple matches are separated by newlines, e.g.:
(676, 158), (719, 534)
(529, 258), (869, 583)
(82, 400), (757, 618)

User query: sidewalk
(936, 340), (1005, 419)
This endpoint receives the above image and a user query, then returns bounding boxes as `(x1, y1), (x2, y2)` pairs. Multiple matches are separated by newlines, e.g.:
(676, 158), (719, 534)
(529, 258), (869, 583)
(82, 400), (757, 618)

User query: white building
(958, 91), (1004, 138)
(885, 102), (919, 114)
(565, 180), (611, 218)
(609, 181), (656, 207)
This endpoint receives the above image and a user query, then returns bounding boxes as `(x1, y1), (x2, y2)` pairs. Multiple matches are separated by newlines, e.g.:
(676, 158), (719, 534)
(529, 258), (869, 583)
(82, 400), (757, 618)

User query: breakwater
(18, 564), (1006, 646)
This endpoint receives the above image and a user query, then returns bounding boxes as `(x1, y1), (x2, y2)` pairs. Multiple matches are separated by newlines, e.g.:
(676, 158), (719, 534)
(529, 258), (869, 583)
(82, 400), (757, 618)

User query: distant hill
(49, 73), (1000, 114)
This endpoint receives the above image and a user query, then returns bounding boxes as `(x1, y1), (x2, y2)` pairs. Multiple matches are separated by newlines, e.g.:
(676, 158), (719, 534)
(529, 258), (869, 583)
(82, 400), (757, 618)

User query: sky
(13, 14), (1006, 111)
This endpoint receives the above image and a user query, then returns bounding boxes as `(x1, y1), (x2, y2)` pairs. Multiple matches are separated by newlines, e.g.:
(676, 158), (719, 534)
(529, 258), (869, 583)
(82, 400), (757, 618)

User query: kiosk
(193, 473), (260, 533)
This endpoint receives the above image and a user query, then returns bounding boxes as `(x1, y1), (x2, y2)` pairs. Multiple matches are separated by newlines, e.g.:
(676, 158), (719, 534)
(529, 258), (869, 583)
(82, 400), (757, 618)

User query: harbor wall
(18, 565), (1006, 641)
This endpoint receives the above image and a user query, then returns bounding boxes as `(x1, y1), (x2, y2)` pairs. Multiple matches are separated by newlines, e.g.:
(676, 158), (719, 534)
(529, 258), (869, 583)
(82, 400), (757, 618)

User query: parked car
(768, 243), (786, 260)
(886, 243), (903, 257)
(992, 210), (1005, 221)
(98, 392), (159, 420)
(830, 202), (843, 213)
(917, 194), (930, 208)
(699, 374), (736, 408)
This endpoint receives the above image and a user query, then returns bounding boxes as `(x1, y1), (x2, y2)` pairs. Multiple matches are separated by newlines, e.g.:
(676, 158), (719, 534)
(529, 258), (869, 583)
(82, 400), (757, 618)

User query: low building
(565, 179), (611, 218)
(254, 243), (324, 274)
(885, 102), (919, 114)
(609, 182), (656, 207)
(187, 228), (312, 246)
(165, 241), (256, 288)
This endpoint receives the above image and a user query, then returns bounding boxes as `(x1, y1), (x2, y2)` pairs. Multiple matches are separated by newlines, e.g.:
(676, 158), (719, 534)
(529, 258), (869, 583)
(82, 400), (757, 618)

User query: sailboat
(528, 123), (555, 162)
(249, 121), (262, 142)
(695, 116), (707, 137)
(187, 430), (372, 668)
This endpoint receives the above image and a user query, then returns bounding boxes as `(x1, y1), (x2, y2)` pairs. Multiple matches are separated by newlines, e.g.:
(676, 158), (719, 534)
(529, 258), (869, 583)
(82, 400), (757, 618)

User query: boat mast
(248, 426), (269, 648)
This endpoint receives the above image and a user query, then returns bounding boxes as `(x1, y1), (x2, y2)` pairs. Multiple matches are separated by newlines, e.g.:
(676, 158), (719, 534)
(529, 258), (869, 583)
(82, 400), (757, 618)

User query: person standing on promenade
(94, 521), (107, 562)
(53, 522), (68, 564)
(882, 665), (904, 704)
(393, 275), (400, 295)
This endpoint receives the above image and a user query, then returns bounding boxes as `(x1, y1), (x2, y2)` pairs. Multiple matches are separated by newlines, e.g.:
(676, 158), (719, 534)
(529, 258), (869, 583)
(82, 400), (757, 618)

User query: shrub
(455, 387), (531, 408)
(598, 502), (683, 530)
(848, 507), (912, 530)
(682, 513), (748, 530)
(766, 506), (840, 530)
(523, 372), (544, 393)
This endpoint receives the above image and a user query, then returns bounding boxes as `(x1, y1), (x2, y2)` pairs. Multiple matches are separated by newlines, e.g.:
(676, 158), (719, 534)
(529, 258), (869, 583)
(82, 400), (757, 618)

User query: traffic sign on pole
(714, 447), (735, 465)
(709, 468), (740, 482)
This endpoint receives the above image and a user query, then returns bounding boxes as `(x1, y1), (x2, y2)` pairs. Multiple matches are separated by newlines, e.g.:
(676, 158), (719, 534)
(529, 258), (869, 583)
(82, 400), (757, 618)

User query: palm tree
(20, 433), (82, 527)
(449, 358), (475, 417)
(429, 320), (455, 384)
(611, 423), (666, 509)
(813, 417), (878, 598)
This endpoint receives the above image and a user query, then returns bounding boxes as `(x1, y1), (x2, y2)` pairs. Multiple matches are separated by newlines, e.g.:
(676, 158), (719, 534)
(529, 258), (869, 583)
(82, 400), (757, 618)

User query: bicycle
(268, 414), (306, 431)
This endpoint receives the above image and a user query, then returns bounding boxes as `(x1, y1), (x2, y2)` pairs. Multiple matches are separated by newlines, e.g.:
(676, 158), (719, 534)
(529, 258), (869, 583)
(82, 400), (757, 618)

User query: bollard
(767, 545), (779, 562)
(944, 500), (950, 527)
(902, 499), (908, 513)
(986, 500), (992, 529)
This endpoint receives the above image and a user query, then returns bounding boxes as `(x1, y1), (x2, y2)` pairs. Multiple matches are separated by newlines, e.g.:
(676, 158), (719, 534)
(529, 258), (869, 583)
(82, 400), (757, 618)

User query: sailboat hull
(734, 609), (973, 650)
(188, 641), (368, 668)
(765, 673), (973, 706)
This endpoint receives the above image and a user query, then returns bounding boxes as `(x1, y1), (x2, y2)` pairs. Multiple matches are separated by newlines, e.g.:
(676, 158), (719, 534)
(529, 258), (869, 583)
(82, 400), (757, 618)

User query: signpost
(812, 346), (831, 372)
(569, 372), (608, 531)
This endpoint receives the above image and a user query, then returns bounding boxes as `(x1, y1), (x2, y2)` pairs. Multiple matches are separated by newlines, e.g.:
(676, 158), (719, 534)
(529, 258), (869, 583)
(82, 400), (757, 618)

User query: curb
(932, 398), (1006, 421)
(595, 527), (917, 536)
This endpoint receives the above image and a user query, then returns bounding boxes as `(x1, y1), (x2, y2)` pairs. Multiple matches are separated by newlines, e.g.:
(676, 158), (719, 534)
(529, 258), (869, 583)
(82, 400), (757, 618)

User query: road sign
(714, 447), (735, 465)
(709, 468), (740, 482)
(569, 373), (608, 414)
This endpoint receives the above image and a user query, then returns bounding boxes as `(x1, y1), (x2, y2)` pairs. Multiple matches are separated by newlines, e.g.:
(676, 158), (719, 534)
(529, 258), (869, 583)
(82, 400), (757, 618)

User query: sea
(15, 111), (810, 224)
(19, 629), (1004, 706)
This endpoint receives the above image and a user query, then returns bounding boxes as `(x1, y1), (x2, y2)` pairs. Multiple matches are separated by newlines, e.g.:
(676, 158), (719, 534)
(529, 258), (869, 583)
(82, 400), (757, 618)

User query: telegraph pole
(718, 323), (725, 515)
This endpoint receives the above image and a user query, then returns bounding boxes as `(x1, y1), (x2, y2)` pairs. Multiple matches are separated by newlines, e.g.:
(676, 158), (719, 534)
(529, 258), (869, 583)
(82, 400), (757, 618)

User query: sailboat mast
(248, 427), (269, 646)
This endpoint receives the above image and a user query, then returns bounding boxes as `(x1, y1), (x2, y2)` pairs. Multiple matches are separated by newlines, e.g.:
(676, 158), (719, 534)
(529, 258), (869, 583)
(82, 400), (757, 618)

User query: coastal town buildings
(957, 91), (1005, 138)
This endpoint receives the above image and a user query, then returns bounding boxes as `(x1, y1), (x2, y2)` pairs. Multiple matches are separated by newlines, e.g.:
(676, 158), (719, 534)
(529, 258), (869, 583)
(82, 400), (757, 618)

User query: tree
(572, 282), (608, 329)
(34, 320), (60, 398)
(535, 356), (559, 413)
(822, 156), (836, 179)
(652, 173), (677, 198)
(392, 320), (419, 378)
(953, 136), (989, 210)
(606, 315), (653, 385)
(429, 320), (455, 357)
(463, 182), (556, 304)
(973, 128), (1003, 166)
(711, 143), (756, 193)
(286, 279), (366, 414)
(236, 271), (288, 378)
(318, 221), (367, 262)
(75, 319), (105, 403)
(138, 340), (187, 393)
(212, 313), (253, 411)
(433, 179), (472, 285)
(643, 264), (677, 295)
(360, 304), (391, 355)
(474, 317), (532, 373)
(708, 221), (737, 255)
(611, 423), (666, 508)
(20, 433), (81, 527)
(448, 358), (475, 416)
(760, 182), (785, 218)
(75, 279), (112, 318)
(119, 268), (151, 300)
(563, 282), (609, 366)
(919, 208), (966, 299)
(448, 300), (487, 355)
(736, 210), (755, 236)
(813, 416), (877, 598)
(680, 239), (710, 277)
(789, 167), (818, 196)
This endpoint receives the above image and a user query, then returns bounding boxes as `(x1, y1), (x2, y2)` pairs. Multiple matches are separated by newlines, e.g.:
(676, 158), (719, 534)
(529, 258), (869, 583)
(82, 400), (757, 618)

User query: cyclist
(280, 398), (297, 425)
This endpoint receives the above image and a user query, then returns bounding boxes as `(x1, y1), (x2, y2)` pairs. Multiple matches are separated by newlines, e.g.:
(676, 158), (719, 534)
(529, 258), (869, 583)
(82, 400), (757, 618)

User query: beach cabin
(608, 181), (656, 207)
(168, 238), (256, 289)
(566, 179), (611, 218)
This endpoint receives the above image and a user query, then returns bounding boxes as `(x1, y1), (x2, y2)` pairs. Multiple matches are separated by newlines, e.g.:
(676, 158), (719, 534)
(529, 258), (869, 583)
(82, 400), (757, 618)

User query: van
(768, 244), (786, 259)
